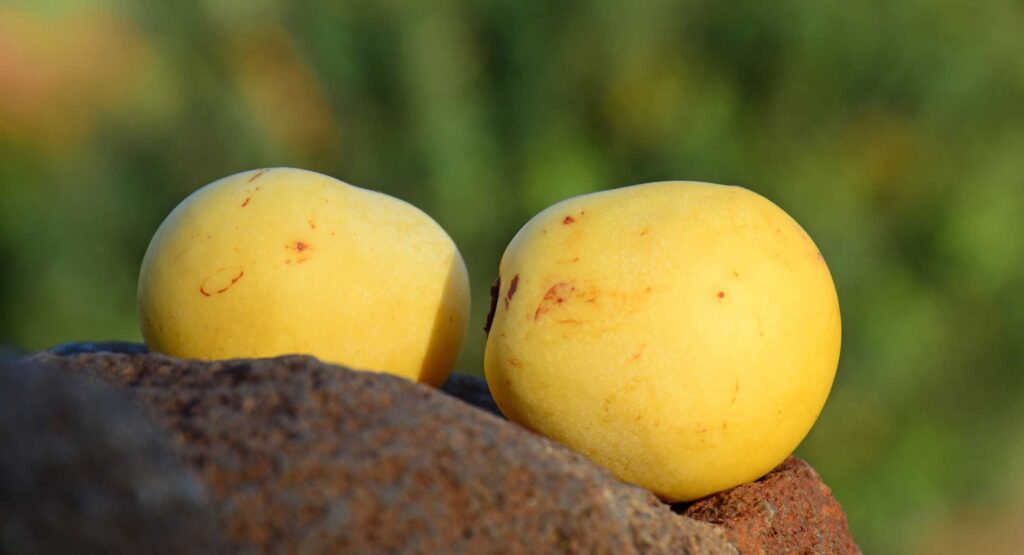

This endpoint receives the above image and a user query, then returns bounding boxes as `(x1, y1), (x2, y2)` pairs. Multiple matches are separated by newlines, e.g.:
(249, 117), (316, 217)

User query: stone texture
(0, 358), (224, 554)
(680, 457), (861, 554)
(35, 351), (734, 555)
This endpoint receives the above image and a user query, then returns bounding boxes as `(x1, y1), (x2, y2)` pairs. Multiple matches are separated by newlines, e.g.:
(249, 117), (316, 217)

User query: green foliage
(2, 1), (1023, 552)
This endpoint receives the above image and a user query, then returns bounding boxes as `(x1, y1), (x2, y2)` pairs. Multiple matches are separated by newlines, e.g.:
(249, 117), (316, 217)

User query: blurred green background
(2, 1), (1023, 552)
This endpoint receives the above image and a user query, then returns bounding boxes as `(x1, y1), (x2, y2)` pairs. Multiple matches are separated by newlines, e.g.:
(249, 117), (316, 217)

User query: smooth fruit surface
(139, 168), (469, 386)
(484, 181), (840, 501)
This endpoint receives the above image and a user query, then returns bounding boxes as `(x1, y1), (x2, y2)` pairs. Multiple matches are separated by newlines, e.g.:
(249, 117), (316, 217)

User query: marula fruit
(138, 168), (470, 386)
(484, 181), (840, 501)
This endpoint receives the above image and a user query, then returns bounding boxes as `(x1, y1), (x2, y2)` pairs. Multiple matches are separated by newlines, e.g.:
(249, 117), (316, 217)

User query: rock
(439, 372), (504, 417)
(0, 358), (224, 554)
(34, 352), (734, 555)
(48, 340), (149, 355)
(46, 342), (501, 417)
(680, 457), (861, 554)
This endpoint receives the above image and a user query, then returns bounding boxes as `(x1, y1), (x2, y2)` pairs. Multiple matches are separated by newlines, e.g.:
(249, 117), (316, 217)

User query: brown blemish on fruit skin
(629, 344), (646, 362)
(241, 197), (251, 208)
(718, 291), (725, 298)
(507, 275), (519, 302)
(508, 358), (521, 368)
(284, 242), (312, 266)
(503, 274), (520, 311)
(308, 219), (317, 230)
(562, 215), (576, 225)
(555, 319), (582, 325)
(534, 282), (576, 320)
(248, 169), (268, 183)
(199, 269), (244, 297)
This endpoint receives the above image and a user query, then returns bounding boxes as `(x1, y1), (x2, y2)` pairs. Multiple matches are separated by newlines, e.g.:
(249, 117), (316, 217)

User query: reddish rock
(681, 457), (860, 554)
(36, 352), (733, 555)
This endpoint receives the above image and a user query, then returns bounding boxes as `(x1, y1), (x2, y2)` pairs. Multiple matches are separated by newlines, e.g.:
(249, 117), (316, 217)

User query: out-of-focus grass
(2, 2), (1023, 552)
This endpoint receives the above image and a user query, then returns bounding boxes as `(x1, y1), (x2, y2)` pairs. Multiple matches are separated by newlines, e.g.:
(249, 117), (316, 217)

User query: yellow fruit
(139, 168), (470, 386)
(484, 181), (840, 501)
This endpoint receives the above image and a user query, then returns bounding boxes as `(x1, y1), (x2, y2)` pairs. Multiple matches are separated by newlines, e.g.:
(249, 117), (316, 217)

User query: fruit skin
(484, 181), (841, 501)
(139, 168), (470, 386)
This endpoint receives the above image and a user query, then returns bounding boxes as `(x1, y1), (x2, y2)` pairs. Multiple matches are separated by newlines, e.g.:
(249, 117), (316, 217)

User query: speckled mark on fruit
(248, 169), (267, 183)
(308, 219), (317, 230)
(534, 282), (576, 320)
(285, 241), (311, 265)
(241, 197), (251, 208)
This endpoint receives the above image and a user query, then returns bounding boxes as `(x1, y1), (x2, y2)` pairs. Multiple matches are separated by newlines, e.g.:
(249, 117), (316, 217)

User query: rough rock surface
(0, 358), (224, 554)
(35, 351), (734, 555)
(681, 457), (861, 554)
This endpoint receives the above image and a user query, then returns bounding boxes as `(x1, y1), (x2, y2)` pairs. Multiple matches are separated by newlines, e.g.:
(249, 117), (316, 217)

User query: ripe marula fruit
(138, 168), (470, 386)
(484, 181), (840, 501)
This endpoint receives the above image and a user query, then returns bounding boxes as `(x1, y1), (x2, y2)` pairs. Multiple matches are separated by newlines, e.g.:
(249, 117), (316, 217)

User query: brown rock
(35, 352), (733, 555)
(681, 457), (860, 554)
